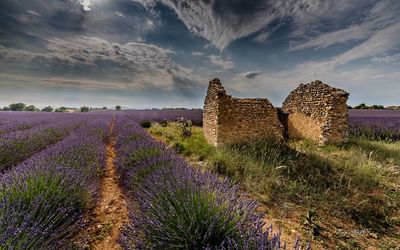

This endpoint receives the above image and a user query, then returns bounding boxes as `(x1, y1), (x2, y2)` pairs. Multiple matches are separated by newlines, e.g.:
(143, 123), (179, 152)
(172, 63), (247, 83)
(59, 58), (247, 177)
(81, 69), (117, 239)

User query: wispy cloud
(136, 0), (386, 51)
(290, 0), (400, 51)
(371, 54), (400, 63)
(192, 52), (204, 56)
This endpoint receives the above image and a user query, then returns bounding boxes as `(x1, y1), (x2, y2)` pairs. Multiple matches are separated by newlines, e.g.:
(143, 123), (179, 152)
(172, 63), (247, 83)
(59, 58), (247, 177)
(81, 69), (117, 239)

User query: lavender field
(349, 109), (400, 141)
(0, 109), (399, 249)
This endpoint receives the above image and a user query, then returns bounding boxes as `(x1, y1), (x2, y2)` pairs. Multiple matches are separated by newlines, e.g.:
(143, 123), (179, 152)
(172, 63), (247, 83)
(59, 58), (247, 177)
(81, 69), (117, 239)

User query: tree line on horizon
(2, 102), (399, 112)
(1, 103), (122, 112)
(350, 103), (400, 110)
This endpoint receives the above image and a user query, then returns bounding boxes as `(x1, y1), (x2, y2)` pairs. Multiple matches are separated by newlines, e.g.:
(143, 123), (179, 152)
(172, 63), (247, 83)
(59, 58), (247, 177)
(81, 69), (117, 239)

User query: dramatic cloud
(136, 0), (285, 50)
(242, 71), (262, 79)
(0, 36), (202, 92)
(136, 0), (388, 50)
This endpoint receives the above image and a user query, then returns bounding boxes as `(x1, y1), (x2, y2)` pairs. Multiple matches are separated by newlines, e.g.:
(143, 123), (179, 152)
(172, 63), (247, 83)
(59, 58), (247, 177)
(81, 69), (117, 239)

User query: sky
(0, 0), (399, 108)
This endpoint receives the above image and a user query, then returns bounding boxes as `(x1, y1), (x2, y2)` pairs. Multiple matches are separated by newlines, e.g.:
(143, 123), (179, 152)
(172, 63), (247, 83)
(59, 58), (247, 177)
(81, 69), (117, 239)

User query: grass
(147, 122), (400, 249)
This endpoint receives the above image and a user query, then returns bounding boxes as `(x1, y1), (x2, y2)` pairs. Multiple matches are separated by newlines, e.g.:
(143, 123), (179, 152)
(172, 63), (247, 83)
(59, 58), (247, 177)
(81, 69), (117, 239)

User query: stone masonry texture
(282, 80), (349, 145)
(203, 78), (284, 146)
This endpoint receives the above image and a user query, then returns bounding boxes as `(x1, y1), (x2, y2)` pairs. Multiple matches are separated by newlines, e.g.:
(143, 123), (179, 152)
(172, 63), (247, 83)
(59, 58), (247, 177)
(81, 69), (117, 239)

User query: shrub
(41, 106), (53, 112)
(55, 107), (67, 112)
(160, 119), (168, 127)
(9, 103), (26, 111)
(140, 120), (152, 128)
(24, 105), (38, 112)
(177, 119), (192, 138)
(80, 106), (90, 112)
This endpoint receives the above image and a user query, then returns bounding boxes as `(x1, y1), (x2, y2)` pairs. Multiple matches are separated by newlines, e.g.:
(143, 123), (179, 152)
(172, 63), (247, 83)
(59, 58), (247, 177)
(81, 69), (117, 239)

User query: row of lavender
(0, 111), (81, 135)
(0, 114), (112, 248)
(0, 113), (115, 172)
(114, 114), (287, 249)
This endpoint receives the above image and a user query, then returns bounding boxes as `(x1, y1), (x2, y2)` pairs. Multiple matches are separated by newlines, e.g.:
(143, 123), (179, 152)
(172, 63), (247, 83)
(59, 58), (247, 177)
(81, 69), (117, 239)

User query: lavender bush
(114, 115), (284, 249)
(0, 116), (111, 249)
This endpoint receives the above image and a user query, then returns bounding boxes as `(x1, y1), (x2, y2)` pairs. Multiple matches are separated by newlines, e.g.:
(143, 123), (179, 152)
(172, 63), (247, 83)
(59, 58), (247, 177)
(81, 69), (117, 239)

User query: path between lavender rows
(90, 117), (128, 250)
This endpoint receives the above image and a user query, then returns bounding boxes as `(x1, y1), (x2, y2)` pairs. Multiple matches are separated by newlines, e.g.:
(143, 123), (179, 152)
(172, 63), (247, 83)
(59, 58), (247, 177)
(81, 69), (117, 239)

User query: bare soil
(89, 119), (129, 250)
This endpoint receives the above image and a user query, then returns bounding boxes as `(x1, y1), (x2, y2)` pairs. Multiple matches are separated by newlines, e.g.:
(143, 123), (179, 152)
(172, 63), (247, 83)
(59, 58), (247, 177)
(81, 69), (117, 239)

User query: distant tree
(24, 105), (38, 111)
(354, 103), (368, 109)
(55, 107), (67, 112)
(80, 106), (90, 112)
(116, 105), (121, 111)
(9, 103), (26, 111)
(102, 107), (107, 110)
(41, 106), (53, 112)
(347, 105), (353, 109)
(2, 106), (10, 111)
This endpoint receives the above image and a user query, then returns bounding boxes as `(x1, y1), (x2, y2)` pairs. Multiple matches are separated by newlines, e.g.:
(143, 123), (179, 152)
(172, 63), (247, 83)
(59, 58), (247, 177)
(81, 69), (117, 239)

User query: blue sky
(0, 0), (399, 108)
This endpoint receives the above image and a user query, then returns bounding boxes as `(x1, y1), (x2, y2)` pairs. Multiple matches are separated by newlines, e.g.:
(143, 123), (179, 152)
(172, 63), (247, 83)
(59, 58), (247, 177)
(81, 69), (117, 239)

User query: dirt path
(90, 118), (128, 250)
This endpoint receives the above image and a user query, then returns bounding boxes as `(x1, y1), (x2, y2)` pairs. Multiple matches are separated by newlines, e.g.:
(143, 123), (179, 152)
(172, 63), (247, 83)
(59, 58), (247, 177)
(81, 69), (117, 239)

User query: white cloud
(27, 10), (41, 16)
(332, 22), (400, 66)
(253, 32), (270, 44)
(115, 11), (125, 17)
(371, 54), (400, 63)
(290, 24), (374, 51)
(192, 52), (204, 56)
(79, 0), (94, 11)
(208, 55), (234, 70)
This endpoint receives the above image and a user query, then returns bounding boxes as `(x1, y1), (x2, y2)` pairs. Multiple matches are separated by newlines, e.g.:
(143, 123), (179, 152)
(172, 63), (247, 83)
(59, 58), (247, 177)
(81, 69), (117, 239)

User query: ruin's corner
(203, 78), (349, 146)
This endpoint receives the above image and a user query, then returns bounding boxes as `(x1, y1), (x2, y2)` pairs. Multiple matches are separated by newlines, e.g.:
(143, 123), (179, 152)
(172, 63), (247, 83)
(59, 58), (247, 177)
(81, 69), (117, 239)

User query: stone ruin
(203, 79), (349, 146)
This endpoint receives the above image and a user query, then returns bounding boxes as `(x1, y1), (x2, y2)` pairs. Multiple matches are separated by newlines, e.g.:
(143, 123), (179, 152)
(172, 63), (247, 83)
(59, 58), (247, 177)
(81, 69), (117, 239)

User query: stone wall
(282, 80), (349, 145)
(203, 79), (284, 146)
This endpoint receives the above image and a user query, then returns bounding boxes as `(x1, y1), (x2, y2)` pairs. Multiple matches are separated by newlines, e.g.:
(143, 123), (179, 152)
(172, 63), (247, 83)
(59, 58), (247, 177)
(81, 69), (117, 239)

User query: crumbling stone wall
(203, 79), (349, 146)
(203, 79), (284, 146)
(282, 80), (349, 145)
